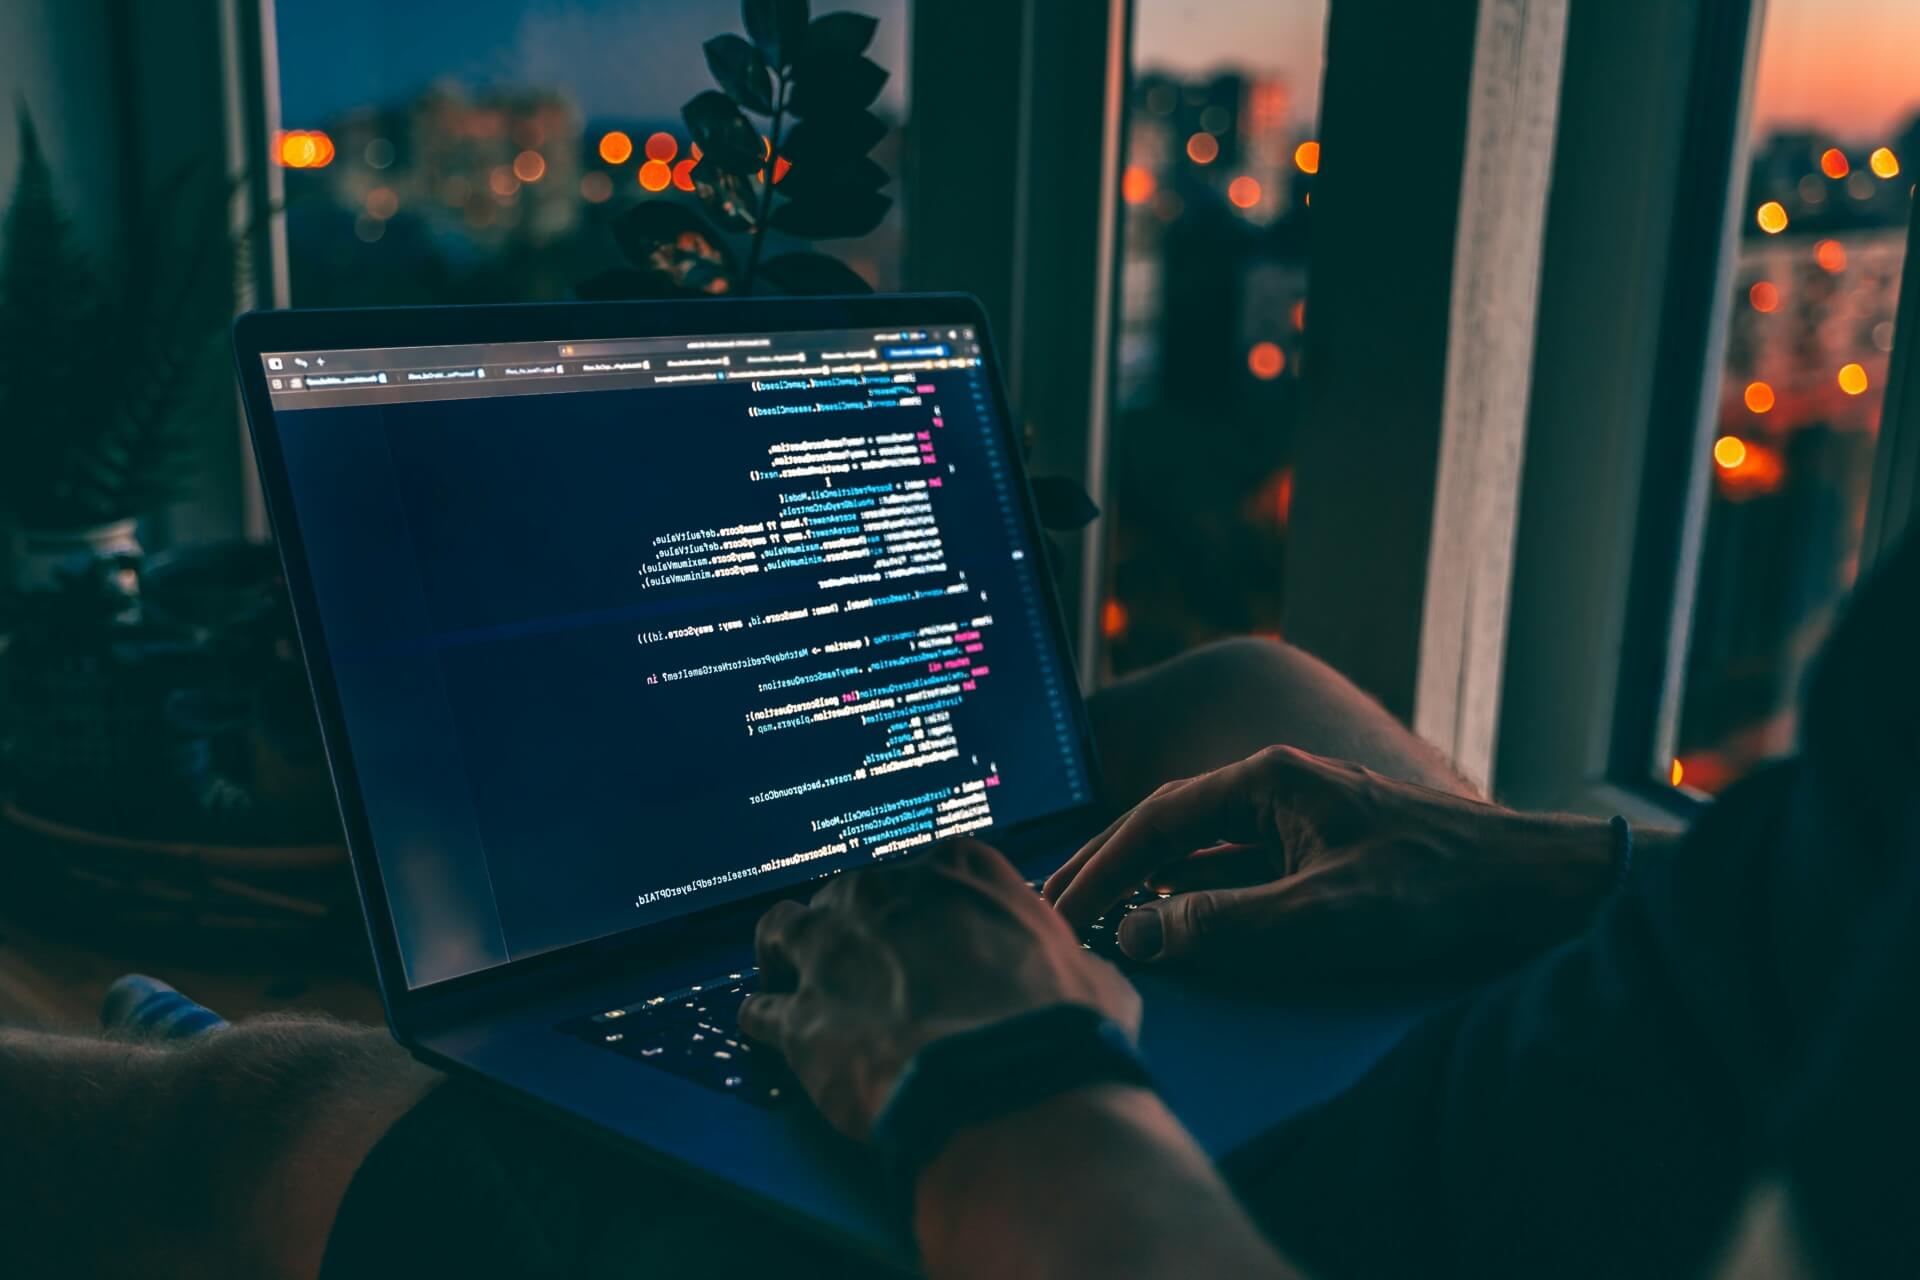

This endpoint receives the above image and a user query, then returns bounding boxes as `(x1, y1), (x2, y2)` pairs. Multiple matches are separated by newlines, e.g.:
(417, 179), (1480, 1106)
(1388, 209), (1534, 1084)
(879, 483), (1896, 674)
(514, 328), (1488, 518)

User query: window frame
(1494, 0), (1762, 820)
(1498, 0), (1919, 819)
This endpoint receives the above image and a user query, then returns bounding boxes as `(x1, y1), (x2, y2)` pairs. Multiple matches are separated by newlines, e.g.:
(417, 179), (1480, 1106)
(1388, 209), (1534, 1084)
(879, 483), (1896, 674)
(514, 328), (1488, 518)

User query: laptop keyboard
(559, 882), (1166, 1105)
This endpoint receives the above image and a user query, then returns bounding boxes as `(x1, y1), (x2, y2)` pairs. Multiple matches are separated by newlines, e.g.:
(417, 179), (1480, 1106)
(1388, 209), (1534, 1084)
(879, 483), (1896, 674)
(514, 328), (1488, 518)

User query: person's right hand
(1042, 745), (1626, 979)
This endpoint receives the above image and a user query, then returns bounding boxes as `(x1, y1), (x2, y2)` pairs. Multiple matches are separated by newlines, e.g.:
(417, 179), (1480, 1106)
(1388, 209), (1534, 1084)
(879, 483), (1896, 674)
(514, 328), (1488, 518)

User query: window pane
(1674, 0), (1916, 793)
(1098, 2), (1326, 679)
(272, 1), (909, 306)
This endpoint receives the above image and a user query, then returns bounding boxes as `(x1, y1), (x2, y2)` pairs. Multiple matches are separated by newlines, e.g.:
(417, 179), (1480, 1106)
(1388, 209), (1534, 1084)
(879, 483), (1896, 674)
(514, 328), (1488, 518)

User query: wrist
(913, 1084), (1168, 1264)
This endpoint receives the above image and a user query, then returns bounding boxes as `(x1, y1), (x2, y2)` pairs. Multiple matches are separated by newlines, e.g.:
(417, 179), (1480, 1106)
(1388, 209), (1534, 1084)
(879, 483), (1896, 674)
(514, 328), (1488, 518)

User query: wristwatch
(868, 1002), (1155, 1195)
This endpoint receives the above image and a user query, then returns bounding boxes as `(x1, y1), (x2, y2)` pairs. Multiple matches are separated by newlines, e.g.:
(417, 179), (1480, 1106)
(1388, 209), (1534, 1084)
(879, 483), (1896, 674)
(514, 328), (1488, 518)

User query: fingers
(753, 898), (821, 990)
(1116, 885), (1271, 963)
(736, 990), (793, 1047)
(1149, 843), (1270, 893)
(1052, 756), (1272, 929)
(1042, 777), (1192, 902)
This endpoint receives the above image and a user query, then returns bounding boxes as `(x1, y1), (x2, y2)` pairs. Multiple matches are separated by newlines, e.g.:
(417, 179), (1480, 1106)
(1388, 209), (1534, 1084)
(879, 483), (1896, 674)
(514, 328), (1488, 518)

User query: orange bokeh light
(638, 159), (672, 192)
(275, 129), (335, 169)
(772, 156), (791, 184)
(1121, 165), (1156, 205)
(1869, 146), (1900, 179)
(1755, 201), (1788, 234)
(1100, 598), (1129, 640)
(1186, 132), (1220, 165)
(1743, 381), (1775, 413)
(1838, 362), (1869, 395)
(671, 158), (697, 192)
(1715, 438), (1785, 496)
(1748, 280), (1779, 312)
(1291, 299), (1306, 329)
(1819, 147), (1849, 179)
(1814, 239), (1846, 273)
(598, 130), (634, 164)
(1293, 140), (1320, 174)
(645, 132), (678, 163)
(1670, 758), (1685, 788)
(512, 150), (546, 183)
(1228, 175), (1262, 209)
(1248, 341), (1285, 380)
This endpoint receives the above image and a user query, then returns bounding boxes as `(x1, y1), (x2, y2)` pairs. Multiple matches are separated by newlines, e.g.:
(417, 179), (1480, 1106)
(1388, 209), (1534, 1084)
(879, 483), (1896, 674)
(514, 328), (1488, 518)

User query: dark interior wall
(1, 0), (241, 545)
(0, 2), (123, 257)
(1283, 0), (1479, 721)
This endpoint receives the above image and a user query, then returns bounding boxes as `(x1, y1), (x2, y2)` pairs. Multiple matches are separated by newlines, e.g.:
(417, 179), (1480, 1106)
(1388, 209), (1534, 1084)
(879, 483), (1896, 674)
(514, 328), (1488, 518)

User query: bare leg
(1086, 638), (1474, 810)
(0, 1018), (435, 1280)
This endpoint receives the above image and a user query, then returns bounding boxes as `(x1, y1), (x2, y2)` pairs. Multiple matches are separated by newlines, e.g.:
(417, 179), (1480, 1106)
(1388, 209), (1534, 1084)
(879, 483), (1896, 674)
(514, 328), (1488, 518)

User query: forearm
(914, 1083), (1301, 1280)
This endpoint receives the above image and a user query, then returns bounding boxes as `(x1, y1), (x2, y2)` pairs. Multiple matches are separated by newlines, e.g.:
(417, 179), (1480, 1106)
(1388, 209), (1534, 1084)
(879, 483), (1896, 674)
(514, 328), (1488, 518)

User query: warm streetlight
(1247, 341), (1285, 379)
(1869, 146), (1900, 179)
(1838, 363), (1869, 395)
(1713, 436), (1748, 469)
(1755, 201), (1788, 233)
(598, 131), (634, 164)
(1293, 140), (1320, 174)
(1743, 381), (1774, 413)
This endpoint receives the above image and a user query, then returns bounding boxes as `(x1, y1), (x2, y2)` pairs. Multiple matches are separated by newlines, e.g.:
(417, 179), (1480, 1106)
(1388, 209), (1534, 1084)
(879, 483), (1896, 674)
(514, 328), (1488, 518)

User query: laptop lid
(234, 296), (1101, 1030)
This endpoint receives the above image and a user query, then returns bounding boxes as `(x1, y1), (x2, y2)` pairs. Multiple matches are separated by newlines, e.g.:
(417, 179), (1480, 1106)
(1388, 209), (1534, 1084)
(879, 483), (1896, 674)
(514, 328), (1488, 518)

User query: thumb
(1118, 885), (1275, 962)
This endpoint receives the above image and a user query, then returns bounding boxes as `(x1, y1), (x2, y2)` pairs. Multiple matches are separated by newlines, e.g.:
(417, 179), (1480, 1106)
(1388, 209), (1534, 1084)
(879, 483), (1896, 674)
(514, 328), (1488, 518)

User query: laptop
(233, 294), (1426, 1267)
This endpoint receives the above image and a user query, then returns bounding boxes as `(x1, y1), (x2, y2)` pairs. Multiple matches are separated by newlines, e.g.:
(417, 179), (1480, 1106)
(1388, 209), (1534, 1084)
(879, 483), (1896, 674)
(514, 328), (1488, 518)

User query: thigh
(322, 1082), (881, 1280)
(1087, 638), (1474, 809)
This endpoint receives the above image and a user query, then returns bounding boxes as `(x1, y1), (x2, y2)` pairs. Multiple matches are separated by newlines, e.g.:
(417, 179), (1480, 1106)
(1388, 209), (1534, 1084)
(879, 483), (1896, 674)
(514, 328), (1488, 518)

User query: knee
(1103, 636), (1350, 717)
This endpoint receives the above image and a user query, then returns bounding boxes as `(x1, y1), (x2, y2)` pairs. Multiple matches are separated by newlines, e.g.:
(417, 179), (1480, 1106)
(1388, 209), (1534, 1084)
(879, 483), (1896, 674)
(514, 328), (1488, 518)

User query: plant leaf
(575, 268), (687, 300)
(743, 0), (810, 70)
(805, 11), (878, 57)
(1029, 475), (1101, 531)
(703, 34), (774, 115)
(757, 251), (873, 295)
(605, 197), (741, 292)
(682, 90), (766, 176)
(610, 199), (736, 271)
(780, 110), (887, 168)
(788, 53), (888, 117)
(770, 187), (891, 239)
(774, 153), (887, 203)
(691, 156), (761, 232)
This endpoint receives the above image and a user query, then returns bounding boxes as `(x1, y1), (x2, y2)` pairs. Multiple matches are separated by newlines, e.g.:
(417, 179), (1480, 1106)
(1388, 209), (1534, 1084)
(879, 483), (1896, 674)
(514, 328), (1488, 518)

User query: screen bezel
(233, 294), (1105, 1031)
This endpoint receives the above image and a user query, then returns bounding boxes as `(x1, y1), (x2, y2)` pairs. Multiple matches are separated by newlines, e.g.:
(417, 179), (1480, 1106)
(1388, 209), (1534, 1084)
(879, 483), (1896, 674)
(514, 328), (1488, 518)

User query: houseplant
(0, 103), (215, 591)
(578, 0), (893, 300)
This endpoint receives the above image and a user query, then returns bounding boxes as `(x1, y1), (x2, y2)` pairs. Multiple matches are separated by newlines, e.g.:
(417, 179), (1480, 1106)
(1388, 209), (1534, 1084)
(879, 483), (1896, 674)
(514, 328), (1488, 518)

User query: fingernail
(1119, 907), (1163, 960)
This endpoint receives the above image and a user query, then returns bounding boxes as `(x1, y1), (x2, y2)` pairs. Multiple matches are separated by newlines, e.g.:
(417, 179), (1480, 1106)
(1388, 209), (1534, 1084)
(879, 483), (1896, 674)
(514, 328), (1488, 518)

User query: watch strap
(868, 1002), (1153, 1196)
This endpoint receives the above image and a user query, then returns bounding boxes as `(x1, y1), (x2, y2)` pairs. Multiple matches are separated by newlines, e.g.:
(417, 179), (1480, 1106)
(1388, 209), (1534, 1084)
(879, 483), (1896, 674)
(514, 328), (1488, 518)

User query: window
(1669, 1), (1916, 794)
(1096, 1), (1326, 679)
(269, 0), (910, 307)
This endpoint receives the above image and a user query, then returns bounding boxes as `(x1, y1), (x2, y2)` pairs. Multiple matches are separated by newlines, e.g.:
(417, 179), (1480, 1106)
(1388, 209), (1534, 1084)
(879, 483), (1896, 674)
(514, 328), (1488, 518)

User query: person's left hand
(738, 839), (1141, 1139)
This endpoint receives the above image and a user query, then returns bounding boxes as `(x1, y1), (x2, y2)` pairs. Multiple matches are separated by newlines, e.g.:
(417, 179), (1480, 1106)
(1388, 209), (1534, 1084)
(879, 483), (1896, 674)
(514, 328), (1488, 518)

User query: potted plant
(0, 104), (214, 593)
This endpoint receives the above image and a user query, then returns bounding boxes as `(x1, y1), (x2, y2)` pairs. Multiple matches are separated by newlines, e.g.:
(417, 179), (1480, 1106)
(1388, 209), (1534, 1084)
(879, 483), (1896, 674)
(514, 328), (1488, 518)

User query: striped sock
(102, 974), (229, 1040)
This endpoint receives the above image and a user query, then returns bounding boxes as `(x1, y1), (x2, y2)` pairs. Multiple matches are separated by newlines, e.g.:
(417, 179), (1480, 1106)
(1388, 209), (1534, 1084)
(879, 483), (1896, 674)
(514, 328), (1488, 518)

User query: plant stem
(744, 75), (788, 292)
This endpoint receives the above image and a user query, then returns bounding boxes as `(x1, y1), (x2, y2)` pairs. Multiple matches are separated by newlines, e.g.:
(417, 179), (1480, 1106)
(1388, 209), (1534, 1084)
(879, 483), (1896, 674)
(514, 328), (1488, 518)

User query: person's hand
(739, 839), (1141, 1139)
(1042, 745), (1624, 979)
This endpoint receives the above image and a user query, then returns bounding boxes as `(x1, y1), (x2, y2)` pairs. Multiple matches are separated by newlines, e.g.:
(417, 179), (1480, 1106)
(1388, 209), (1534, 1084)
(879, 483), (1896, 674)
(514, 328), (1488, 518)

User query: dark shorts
(320, 1084), (887, 1280)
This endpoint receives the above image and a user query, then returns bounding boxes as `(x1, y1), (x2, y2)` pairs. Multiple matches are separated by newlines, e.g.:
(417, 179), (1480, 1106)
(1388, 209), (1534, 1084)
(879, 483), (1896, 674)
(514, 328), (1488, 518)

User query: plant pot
(9, 520), (142, 594)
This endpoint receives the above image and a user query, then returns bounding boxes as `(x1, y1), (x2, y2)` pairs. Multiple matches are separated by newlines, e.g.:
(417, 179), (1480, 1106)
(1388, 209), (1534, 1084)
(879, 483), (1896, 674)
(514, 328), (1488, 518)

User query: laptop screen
(259, 319), (1094, 988)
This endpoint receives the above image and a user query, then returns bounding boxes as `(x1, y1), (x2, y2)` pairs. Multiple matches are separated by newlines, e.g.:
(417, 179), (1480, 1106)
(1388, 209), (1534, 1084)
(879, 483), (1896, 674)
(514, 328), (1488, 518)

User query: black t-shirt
(1235, 527), (1920, 1277)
